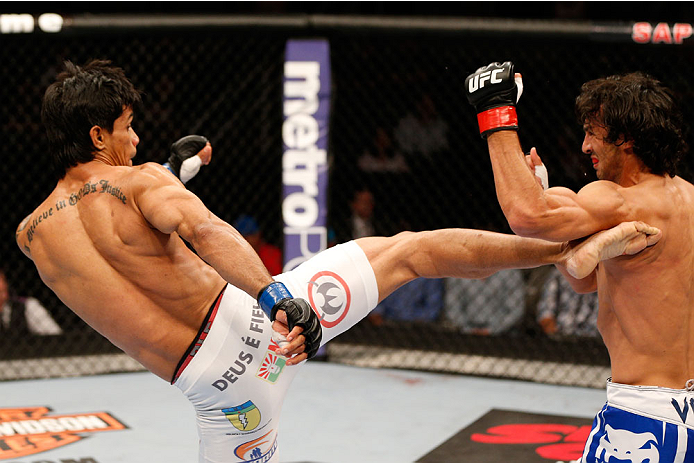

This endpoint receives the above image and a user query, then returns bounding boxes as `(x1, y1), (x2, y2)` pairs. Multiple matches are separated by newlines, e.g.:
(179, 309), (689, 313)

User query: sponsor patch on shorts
(223, 401), (261, 432)
(256, 351), (286, 384)
(307, 271), (351, 328)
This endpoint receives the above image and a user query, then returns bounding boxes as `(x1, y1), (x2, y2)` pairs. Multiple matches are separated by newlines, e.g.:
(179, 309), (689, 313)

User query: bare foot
(565, 221), (661, 279)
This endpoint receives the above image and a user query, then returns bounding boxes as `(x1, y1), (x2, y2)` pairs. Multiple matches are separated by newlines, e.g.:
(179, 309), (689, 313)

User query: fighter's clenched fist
(465, 61), (523, 138)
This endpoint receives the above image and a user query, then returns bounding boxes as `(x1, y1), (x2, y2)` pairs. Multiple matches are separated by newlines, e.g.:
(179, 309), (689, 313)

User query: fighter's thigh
(275, 241), (379, 345)
(195, 392), (281, 463)
(187, 307), (293, 462)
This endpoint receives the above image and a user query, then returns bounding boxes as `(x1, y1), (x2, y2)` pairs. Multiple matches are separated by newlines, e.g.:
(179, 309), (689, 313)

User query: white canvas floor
(0, 362), (606, 462)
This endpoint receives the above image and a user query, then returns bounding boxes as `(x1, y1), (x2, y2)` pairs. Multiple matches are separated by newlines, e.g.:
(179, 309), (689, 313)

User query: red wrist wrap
(477, 106), (518, 136)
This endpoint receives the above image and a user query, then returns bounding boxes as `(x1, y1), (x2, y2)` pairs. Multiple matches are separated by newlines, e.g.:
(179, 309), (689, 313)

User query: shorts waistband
(607, 379), (694, 429)
(171, 287), (226, 384)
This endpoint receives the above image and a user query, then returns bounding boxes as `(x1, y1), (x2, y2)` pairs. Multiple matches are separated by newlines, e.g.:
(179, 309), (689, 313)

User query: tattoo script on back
(20, 180), (128, 250)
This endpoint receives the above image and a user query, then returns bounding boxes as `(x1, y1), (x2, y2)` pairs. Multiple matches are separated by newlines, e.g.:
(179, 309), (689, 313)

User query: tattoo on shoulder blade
(16, 215), (31, 251)
(66, 180), (127, 206)
(21, 180), (128, 244)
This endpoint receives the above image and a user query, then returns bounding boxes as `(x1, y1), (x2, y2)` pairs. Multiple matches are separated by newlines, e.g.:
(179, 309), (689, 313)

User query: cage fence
(2, 13), (693, 387)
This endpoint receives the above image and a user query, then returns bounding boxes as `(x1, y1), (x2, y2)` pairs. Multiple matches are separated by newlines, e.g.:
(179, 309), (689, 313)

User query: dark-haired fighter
(16, 59), (660, 463)
(467, 62), (694, 461)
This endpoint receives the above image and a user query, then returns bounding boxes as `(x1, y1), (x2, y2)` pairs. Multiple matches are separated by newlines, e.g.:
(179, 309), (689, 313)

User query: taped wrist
(257, 281), (292, 319)
(477, 106), (518, 138)
(168, 134), (208, 178)
(534, 163), (549, 190)
(179, 155), (202, 184)
(163, 162), (175, 176)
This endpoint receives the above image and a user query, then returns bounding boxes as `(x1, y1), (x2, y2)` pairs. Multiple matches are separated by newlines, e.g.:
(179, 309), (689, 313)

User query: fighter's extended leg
(565, 221), (661, 279)
(357, 221), (661, 302)
(358, 229), (565, 302)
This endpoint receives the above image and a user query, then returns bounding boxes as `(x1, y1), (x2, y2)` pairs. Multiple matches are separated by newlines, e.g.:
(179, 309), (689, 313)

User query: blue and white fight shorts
(579, 379), (694, 462)
(172, 241), (379, 463)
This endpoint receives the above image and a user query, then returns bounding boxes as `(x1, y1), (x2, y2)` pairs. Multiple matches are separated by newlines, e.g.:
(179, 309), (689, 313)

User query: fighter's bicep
(540, 183), (630, 239)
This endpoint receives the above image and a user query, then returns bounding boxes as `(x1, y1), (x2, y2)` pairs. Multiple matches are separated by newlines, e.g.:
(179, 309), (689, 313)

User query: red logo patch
(307, 271), (351, 328)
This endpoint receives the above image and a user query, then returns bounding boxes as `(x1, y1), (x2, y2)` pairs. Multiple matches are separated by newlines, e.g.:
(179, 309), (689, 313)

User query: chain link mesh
(2, 19), (693, 386)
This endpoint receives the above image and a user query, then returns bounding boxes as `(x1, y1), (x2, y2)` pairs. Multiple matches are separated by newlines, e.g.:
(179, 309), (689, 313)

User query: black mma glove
(464, 61), (522, 138)
(164, 135), (209, 184)
(257, 281), (323, 360)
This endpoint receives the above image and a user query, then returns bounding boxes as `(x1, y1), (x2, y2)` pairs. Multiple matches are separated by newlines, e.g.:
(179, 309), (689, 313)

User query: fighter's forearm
(465, 63), (556, 239)
(487, 131), (551, 237)
(189, 218), (273, 298)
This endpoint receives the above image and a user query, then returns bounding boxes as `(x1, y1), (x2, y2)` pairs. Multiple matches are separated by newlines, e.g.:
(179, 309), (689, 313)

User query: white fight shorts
(579, 379), (694, 462)
(172, 241), (379, 463)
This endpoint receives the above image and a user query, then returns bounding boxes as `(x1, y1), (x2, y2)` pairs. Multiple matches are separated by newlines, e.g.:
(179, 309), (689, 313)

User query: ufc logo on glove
(467, 69), (505, 92)
(465, 61), (524, 138)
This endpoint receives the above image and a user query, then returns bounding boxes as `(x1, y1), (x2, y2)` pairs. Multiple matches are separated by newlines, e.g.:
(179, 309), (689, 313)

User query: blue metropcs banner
(282, 39), (331, 271)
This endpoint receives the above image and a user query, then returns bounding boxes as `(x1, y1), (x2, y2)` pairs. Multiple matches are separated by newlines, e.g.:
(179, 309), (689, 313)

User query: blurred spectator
(536, 267), (600, 337)
(443, 269), (525, 335)
(233, 215), (283, 276)
(394, 94), (449, 162)
(358, 127), (409, 173)
(369, 278), (444, 325)
(350, 188), (377, 239)
(392, 94), (450, 231)
(0, 269), (62, 335)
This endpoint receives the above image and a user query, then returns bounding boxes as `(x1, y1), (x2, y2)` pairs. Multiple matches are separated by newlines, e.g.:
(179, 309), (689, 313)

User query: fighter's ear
(616, 134), (634, 152)
(90, 125), (106, 151)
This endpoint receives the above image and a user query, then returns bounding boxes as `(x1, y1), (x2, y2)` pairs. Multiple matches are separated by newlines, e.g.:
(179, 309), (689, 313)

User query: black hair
(41, 60), (142, 178)
(575, 72), (687, 177)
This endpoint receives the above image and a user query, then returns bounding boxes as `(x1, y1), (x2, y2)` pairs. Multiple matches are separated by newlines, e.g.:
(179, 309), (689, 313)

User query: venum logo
(595, 425), (659, 463)
(0, 407), (126, 459)
(468, 69), (504, 93)
(307, 271), (351, 328)
(671, 397), (694, 424)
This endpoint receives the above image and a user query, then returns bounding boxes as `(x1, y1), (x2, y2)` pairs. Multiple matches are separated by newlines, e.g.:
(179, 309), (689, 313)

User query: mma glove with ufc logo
(465, 61), (524, 138)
